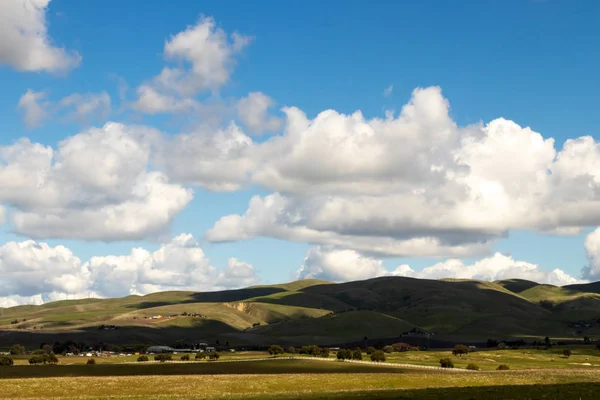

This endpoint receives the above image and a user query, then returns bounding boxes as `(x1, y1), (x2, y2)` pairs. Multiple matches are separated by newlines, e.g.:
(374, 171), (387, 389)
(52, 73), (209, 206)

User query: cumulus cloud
(208, 86), (600, 258)
(0, 235), (259, 305)
(0, 0), (81, 73)
(18, 90), (49, 128)
(298, 247), (388, 282)
(132, 16), (251, 114)
(157, 122), (255, 191)
(583, 227), (600, 280)
(237, 92), (282, 135)
(0, 240), (88, 302)
(0, 122), (192, 240)
(131, 85), (199, 114)
(298, 246), (582, 286)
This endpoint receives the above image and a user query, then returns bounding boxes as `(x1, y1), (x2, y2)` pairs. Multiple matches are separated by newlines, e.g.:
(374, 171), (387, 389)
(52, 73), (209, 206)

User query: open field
(0, 363), (599, 399)
(6, 347), (600, 370)
(385, 346), (600, 370)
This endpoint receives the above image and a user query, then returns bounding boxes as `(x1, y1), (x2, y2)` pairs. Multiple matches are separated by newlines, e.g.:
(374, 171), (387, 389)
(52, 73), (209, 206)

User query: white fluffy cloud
(208, 87), (600, 258)
(237, 92), (282, 135)
(18, 90), (49, 128)
(298, 247), (388, 282)
(0, 122), (192, 240)
(583, 227), (600, 280)
(298, 246), (582, 286)
(0, 0), (81, 73)
(0, 240), (88, 302)
(132, 16), (251, 114)
(157, 122), (255, 191)
(0, 235), (259, 305)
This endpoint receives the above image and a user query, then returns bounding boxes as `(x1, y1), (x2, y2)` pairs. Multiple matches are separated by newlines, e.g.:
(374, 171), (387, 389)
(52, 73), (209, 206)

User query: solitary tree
(287, 346), (296, 354)
(452, 344), (469, 357)
(9, 345), (24, 355)
(268, 345), (285, 357)
(370, 350), (386, 363)
(366, 347), (376, 355)
(352, 348), (363, 360)
(563, 349), (572, 358)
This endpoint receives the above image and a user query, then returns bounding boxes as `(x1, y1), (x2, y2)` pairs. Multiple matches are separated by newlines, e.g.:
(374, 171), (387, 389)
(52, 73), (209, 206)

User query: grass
(385, 347), (600, 370)
(0, 366), (599, 399)
(3, 276), (600, 348)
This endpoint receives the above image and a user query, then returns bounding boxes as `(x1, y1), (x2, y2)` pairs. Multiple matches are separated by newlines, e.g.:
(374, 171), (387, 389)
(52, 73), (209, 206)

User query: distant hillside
(1, 276), (600, 349)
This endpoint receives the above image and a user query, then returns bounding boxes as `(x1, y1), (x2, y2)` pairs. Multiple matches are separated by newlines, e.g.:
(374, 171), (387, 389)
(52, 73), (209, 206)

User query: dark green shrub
(46, 353), (58, 364)
(0, 356), (14, 366)
(268, 345), (284, 357)
(287, 346), (296, 354)
(195, 352), (206, 360)
(466, 363), (480, 370)
(366, 346), (376, 355)
(370, 350), (386, 362)
(563, 349), (572, 358)
(383, 345), (394, 354)
(9, 345), (24, 355)
(352, 348), (363, 360)
(208, 351), (220, 361)
(439, 357), (454, 368)
(29, 355), (45, 365)
(154, 354), (172, 362)
(180, 354), (190, 361)
(497, 364), (510, 370)
(86, 358), (96, 365)
(137, 355), (149, 362)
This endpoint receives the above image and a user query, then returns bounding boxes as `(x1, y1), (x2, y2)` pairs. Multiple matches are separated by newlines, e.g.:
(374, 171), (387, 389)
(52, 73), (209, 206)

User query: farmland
(0, 358), (599, 399)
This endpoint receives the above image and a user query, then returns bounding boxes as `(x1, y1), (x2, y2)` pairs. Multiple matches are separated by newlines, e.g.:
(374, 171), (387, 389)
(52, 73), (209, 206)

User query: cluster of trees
(154, 354), (172, 362)
(298, 345), (329, 357)
(0, 356), (14, 366)
(29, 353), (58, 365)
(336, 348), (363, 360)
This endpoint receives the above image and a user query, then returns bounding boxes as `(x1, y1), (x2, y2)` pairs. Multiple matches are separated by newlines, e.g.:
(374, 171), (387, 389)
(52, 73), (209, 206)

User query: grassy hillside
(495, 279), (540, 293)
(2, 276), (600, 348)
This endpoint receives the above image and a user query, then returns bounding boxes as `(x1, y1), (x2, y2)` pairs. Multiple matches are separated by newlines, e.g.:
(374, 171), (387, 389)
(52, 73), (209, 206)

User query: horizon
(0, 274), (595, 309)
(2, 0), (600, 307)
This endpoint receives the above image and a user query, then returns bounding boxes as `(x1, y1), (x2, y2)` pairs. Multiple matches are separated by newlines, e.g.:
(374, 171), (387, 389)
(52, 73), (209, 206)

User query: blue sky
(0, 0), (599, 304)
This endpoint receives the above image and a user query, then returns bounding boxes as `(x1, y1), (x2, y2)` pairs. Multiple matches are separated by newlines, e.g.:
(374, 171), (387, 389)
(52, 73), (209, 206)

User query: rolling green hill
(2, 277), (600, 349)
